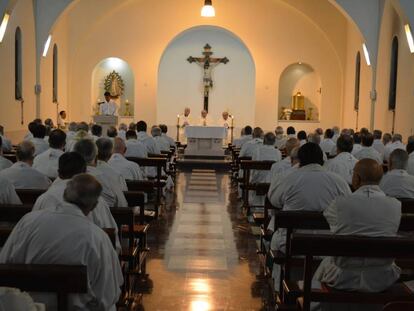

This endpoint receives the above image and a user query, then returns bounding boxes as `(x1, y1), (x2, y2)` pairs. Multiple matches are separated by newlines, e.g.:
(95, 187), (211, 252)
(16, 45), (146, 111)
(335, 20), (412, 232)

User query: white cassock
(0, 155), (13, 171)
(354, 146), (382, 164)
(270, 156), (292, 179)
(137, 132), (160, 154)
(373, 139), (385, 159)
(0, 177), (22, 204)
(384, 141), (405, 162)
(87, 166), (128, 207)
(0, 203), (123, 311)
(239, 138), (263, 157)
(125, 139), (148, 158)
(96, 160), (128, 191)
(32, 148), (64, 178)
(380, 169), (414, 199)
(268, 164), (351, 290)
(274, 135), (287, 150)
(351, 143), (362, 156)
(218, 118), (231, 143)
(33, 177), (121, 252)
(99, 100), (117, 116)
(179, 115), (191, 143)
(233, 135), (252, 148)
(117, 129), (126, 141)
(0, 162), (51, 189)
(0, 287), (44, 311)
(198, 116), (213, 126)
(320, 138), (336, 155)
(408, 152), (414, 176)
(28, 138), (49, 156)
(324, 152), (358, 185)
(154, 136), (171, 152)
(162, 133), (175, 147)
(65, 130), (76, 143)
(313, 185), (400, 311)
(0, 135), (12, 152)
(108, 153), (144, 181)
(250, 145), (282, 206)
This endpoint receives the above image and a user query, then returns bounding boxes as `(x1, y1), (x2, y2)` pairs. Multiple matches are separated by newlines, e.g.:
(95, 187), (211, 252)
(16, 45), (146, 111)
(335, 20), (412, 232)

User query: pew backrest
(16, 189), (46, 204)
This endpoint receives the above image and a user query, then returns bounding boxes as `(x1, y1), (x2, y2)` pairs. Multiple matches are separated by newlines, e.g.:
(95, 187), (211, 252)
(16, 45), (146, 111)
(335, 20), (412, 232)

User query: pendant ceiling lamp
(201, 0), (215, 17)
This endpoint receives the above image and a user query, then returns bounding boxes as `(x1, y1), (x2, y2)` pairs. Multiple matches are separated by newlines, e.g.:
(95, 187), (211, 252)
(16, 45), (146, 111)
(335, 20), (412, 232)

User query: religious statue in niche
(104, 70), (125, 98)
(187, 44), (229, 112)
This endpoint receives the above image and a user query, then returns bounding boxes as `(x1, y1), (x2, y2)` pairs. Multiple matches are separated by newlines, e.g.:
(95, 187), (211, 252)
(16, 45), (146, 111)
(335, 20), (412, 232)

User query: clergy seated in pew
(33, 152), (121, 252)
(267, 143), (351, 292)
(233, 125), (253, 149)
(239, 127), (263, 158)
(0, 137), (14, 170)
(270, 138), (300, 180)
(0, 141), (52, 190)
(380, 149), (414, 199)
(0, 177), (22, 205)
(0, 174), (123, 311)
(286, 234), (414, 311)
(74, 139), (128, 207)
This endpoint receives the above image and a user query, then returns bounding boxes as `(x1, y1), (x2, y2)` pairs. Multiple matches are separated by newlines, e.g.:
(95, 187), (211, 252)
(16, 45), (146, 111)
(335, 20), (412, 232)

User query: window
(354, 52), (361, 111)
(15, 27), (22, 100)
(53, 44), (58, 102)
(388, 36), (399, 111)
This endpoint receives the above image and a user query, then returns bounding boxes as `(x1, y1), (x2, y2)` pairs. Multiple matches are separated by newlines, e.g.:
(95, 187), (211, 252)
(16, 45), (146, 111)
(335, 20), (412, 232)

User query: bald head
(352, 159), (384, 190)
(113, 137), (126, 155)
(285, 138), (300, 157)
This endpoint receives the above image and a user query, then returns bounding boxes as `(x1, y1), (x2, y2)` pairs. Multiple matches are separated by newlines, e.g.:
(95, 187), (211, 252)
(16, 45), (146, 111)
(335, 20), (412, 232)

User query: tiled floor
(141, 170), (264, 310)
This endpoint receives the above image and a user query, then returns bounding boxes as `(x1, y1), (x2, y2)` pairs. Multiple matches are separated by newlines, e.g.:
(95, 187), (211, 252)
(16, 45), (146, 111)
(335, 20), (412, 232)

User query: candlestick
(177, 114), (180, 126)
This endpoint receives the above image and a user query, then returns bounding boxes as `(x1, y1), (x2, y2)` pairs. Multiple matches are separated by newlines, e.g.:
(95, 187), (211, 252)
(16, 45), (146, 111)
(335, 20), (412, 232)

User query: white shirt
(0, 203), (123, 310)
(99, 100), (117, 116)
(354, 146), (383, 164)
(162, 133), (175, 147)
(0, 177), (22, 204)
(239, 138), (263, 157)
(380, 169), (414, 199)
(269, 164), (351, 251)
(65, 130), (76, 142)
(96, 160), (128, 191)
(108, 153), (143, 181)
(29, 138), (49, 156)
(251, 145), (282, 184)
(117, 129), (126, 141)
(154, 136), (171, 152)
(33, 177), (120, 252)
(0, 135), (12, 152)
(137, 132), (160, 154)
(0, 155), (13, 171)
(87, 166), (128, 208)
(324, 152), (357, 185)
(314, 185), (401, 292)
(373, 139), (385, 158)
(408, 152), (414, 176)
(233, 135), (252, 148)
(198, 116), (213, 126)
(0, 162), (51, 189)
(274, 135), (287, 150)
(33, 148), (64, 178)
(125, 139), (148, 158)
(270, 156), (292, 179)
(384, 141), (405, 162)
(351, 143), (362, 155)
(320, 138), (336, 154)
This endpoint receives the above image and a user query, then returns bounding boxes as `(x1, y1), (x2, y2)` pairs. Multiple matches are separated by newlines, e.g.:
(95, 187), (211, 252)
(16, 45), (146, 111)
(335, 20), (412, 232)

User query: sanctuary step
(176, 158), (231, 171)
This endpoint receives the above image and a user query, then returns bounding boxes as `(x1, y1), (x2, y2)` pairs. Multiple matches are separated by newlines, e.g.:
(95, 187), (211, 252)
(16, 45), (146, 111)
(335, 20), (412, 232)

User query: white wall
(157, 26), (255, 128)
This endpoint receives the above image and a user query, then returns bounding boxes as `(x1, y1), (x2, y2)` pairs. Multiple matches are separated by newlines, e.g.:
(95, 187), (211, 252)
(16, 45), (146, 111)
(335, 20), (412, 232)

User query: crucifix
(187, 44), (229, 112)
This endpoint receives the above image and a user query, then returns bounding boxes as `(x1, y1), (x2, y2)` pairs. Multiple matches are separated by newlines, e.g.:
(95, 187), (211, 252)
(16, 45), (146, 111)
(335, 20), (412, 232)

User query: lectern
(93, 115), (118, 137)
(184, 126), (226, 158)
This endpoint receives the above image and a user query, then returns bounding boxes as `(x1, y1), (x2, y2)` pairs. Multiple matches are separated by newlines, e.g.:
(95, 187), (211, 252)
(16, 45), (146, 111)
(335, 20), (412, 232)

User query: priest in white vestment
(313, 159), (401, 311)
(0, 174), (123, 310)
(152, 126), (171, 152)
(319, 129), (336, 155)
(274, 126), (287, 150)
(74, 139), (128, 207)
(354, 133), (382, 164)
(384, 134), (405, 162)
(408, 142), (414, 176)
(233, 126), (252, 148)
(239, 127), (264, 157)
(0, 141), (51, 189)
(118, 123), (127, 140)
(380, 149), (414, 199)
(0, 177), (22, 204)
(33, 129), (66, 178)
(65, 122), (77, 143)
(28, 123), (49, 156)
(99, 92), (118, 116)
(159, 124), (176, 147)
(0, 137), (13, 171)
(269, 138), (300, 181)
(108, 138), (144, 181)
(324, 135), (358, 185)
(372, 130), (385, 159)
(351, 133), (363, 155)
(0, 125), (12, 152)
(268, 143), (351, 290)
(198, 109), (214, 126)
(125, 130), (148, 159)
(136, 121), (160, 154)
(33, 152), (120, 252)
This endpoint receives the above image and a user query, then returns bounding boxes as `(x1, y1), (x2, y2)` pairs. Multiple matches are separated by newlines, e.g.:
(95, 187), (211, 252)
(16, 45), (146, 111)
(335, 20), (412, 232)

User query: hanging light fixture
(201, 0), (215, 17)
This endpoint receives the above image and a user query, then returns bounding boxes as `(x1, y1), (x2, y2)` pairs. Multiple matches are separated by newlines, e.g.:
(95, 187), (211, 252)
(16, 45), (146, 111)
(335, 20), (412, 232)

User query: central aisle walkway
(142, 170), (264, 310)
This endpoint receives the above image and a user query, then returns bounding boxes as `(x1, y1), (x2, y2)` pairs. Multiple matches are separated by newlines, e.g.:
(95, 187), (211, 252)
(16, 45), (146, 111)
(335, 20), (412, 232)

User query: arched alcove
(91, 57), (135, 117)
(278, 63), (322, 121)
(157, 25), (255, 128)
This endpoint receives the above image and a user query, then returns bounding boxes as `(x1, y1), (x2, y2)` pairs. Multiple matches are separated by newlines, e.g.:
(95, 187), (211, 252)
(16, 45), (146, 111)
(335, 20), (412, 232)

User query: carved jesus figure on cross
(187, 44), (229, 112)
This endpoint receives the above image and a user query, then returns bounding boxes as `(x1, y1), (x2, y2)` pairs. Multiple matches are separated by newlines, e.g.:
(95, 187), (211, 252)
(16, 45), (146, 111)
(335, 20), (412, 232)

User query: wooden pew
(0, 204), (33, 223)
(16, 189), (46, 204)
(399, 198), (414, 214)
(3, 153), (17, 163)
(0, 264), (87, 311)
(288, 233), (414, 311)
(383, 302), (414, 311)
(239, 160), (274, 214)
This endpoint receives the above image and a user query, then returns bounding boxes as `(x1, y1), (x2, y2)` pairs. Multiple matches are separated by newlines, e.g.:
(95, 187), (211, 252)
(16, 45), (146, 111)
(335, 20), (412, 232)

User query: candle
(177, 114), (180, 126)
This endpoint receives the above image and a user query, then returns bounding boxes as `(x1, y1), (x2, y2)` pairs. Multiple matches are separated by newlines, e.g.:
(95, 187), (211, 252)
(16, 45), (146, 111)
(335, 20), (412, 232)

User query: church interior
(0, 0), (414, 310)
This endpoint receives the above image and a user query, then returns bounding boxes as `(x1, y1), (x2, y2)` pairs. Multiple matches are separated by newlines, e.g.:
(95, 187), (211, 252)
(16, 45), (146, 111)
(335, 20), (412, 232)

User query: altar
(184, 126), (226, 158)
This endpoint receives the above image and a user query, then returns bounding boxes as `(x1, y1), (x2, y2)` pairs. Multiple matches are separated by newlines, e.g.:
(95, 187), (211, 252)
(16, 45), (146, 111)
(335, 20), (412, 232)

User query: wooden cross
(187, 44), (229, 112)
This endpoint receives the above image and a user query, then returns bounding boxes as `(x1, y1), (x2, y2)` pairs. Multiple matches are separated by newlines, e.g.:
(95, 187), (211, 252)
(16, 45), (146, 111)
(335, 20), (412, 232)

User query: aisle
(142, 170), (263, 310)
